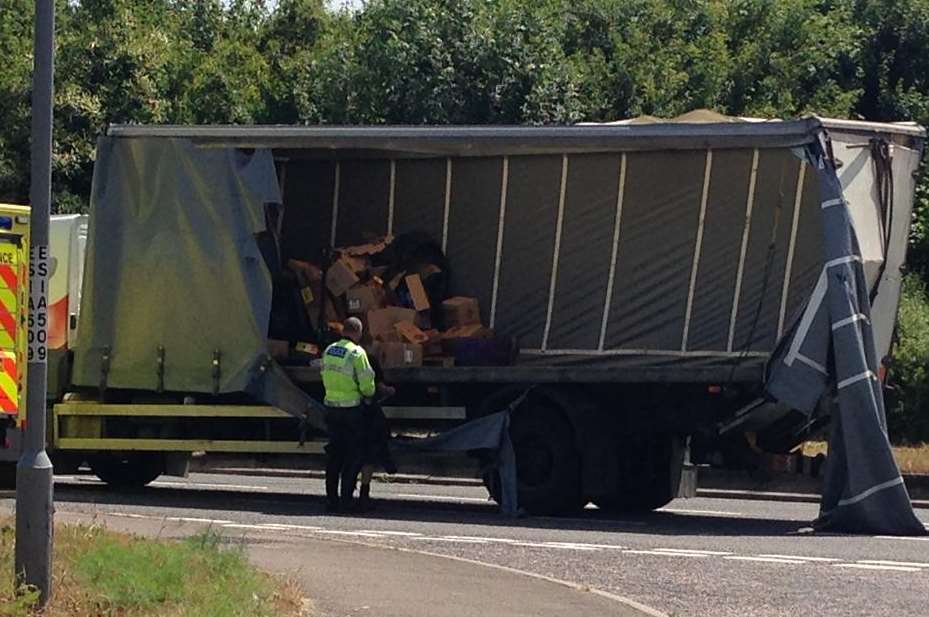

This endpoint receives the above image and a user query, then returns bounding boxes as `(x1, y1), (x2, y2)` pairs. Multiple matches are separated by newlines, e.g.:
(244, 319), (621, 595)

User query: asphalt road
(4, 473), (929, 617)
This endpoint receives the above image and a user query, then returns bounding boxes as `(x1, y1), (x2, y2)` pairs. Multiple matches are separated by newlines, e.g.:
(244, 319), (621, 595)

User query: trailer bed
(286, 353), (767, 384)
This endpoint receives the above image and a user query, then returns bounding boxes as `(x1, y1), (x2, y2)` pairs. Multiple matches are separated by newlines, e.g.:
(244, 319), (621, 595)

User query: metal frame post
(15, 0), (55, 604)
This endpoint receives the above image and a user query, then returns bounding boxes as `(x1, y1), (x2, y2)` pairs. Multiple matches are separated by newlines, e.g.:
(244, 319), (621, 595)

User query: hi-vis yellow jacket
(321, 338), (376, 408)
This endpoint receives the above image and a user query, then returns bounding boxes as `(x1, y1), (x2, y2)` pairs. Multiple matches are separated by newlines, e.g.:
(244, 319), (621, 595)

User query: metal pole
(15, 0), (54, 604)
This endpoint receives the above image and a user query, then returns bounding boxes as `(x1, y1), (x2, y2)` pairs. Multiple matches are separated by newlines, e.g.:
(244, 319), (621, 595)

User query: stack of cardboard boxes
(276, 237), (501, 369)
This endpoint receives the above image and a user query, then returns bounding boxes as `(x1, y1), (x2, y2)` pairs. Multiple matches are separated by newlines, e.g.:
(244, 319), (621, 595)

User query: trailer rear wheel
(91, 454), (164, 488)
(595, 433), (683, 513)
(480, 387), (582, 515)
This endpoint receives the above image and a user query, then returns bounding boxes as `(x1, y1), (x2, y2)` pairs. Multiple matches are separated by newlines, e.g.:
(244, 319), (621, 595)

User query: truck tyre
(480, 387), (582, 515)
(0, 462), (14, 489)
(91, 454), (164, 488)
(595, 433), (683, 513)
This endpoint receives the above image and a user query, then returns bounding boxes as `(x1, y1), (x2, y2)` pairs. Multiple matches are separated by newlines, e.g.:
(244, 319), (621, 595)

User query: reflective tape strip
(0, 393), (16, 413)
(682, 149), (713, 351)
(387, 160), (396, 236)
(825, 255), (860, 269)
(821, 198), (844, 209)
(321, 363), (356, 378)
(0, 308), (15, 347)
(0, 350), (16, 412)
(541, 154), (569, 351)
(778, 160), (806, 338)
(832, 314), (869, 331)
(0, 288), (16, 313)
(489, 156), (509, 328)
(837, 476), (904, 508)
(728, 148), (759, 352)
(785, 268), (827, 367)
(356, 368), (375, 381)
(0, 265), (17, 291)
(442, 158), (452, 253)
(598, 153), (627, 351)
(330, 161), (341, 247)
(794, 353), (827, 375)
(837, 370), (876, 390)
(324, 399), (362, 408)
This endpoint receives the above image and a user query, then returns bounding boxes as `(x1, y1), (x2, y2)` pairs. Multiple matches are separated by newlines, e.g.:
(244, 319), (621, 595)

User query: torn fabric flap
(765, 141), (925, 535)
(394, 411), (518, 516)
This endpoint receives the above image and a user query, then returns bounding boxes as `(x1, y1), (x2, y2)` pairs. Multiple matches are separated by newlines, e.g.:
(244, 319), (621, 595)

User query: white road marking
(440, 536), (517, 543)
(260, 523), (324, 531)
(658, 508), (744, 517)
(757, 554), (839, 562)
(835, 563), (922, 573)
(857, 559), (929, 568)
(395, 493), (490, 503)
(546, 542), (626, 550)
(654, 548), (733, 556)
(221, 523), (281, 531)
(170, 516), (234, 525)
(357, 530), (422, 537)
(413, 537), (489, 544)
(623, 550), (710, 558)
(152, 480), (270, 491)
(512, 542), (599, 551)
(874, 534), (929, 542)
(313, 530), (388, 538)
(724, 556), (807, 565)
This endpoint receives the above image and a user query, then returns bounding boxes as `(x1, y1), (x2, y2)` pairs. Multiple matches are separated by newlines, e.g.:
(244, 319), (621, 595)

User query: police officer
(321, 317), (375, 512)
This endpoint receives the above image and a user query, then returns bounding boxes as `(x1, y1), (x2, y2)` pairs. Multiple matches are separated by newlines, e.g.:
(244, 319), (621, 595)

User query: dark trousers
(324, 406), (365, 507)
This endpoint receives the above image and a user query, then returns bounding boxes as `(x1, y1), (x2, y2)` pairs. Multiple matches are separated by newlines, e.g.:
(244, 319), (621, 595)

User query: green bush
(887, 273), (929, 444)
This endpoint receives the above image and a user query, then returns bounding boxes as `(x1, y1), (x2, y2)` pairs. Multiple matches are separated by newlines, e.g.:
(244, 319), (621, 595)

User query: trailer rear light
(707, 385), (722, 394)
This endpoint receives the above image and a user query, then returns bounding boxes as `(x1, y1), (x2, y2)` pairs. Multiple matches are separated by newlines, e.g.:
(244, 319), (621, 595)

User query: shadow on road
(52, 481), (814, 538)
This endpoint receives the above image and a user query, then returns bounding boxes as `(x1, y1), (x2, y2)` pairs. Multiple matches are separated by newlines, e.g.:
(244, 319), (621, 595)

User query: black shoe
(383, 459), (398, 475)
(325, 501), (341, 513)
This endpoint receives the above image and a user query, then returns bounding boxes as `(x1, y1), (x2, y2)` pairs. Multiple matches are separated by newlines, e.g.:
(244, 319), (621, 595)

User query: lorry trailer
(0, 116), (925, 515)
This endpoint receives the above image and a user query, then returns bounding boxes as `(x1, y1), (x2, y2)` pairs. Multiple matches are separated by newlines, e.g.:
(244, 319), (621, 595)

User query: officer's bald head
(343, 317), (364, 342)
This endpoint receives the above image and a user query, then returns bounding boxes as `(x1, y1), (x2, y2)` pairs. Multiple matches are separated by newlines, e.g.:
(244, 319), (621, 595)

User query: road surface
(3, 472), (928, 617)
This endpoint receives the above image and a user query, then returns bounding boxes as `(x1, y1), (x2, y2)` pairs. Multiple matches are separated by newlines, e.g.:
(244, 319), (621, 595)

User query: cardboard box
(442, 296), (481, 328)
(346, 285), (386, 314)
(342, 237), (392, 256)
(341, 254), (369, 275)
(326, 259), (360, 297)
(307, 293), (341, 331)
(443, 324), (494, 339)
(418, 263), (442, 280)
(395, 321), (429, 344)
(294, 341), (320, 357)
(367, 307), (417, 341)
(404, 274), (431, 311)
(378, 342), (423, 368)
(287, 259), (323, 283)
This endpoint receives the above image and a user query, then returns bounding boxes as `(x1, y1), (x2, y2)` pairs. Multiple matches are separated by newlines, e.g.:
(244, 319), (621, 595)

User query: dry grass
(0, 519), (306, 617)
(802, 441), (929, 474)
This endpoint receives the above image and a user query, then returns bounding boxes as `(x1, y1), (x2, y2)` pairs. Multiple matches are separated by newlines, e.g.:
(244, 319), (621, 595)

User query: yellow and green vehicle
(0, 203), (31, 461)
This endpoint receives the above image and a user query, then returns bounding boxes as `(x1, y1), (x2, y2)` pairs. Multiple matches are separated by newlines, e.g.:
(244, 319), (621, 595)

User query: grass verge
(0, 519), (305, 617)
(802, 442), (929, 475)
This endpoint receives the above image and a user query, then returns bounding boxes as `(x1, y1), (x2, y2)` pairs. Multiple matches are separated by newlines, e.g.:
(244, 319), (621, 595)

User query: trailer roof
(105, 117), (924, 157)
